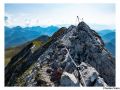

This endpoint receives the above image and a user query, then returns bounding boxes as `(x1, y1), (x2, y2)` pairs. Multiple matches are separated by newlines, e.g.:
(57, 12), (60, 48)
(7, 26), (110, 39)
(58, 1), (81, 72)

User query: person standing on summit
(77, 16), (80, 23)
(77, 16), (84, 23)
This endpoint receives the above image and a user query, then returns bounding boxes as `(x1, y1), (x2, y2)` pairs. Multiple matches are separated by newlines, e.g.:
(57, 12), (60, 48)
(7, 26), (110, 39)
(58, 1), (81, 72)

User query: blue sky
(5, 4), (115, 30)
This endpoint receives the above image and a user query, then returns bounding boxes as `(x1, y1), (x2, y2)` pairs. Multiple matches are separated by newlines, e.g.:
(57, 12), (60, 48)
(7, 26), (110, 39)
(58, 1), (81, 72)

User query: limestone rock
(5, 21), (115, 87)
(60, 72), (80, 86)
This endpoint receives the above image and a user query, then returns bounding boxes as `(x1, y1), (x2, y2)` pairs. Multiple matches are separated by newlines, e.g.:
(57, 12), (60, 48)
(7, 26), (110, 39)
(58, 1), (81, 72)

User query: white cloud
(5, 4), (115, 29)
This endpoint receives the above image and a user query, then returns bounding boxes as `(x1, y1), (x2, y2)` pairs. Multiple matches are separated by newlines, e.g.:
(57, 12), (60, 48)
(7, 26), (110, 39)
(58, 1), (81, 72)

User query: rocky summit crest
(5, 21), (115, 87)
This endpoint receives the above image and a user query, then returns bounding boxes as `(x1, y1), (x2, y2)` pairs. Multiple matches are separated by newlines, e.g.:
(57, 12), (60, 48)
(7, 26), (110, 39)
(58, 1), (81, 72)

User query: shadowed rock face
(5, 43), (33, 86)
(5, 21), (115, 86)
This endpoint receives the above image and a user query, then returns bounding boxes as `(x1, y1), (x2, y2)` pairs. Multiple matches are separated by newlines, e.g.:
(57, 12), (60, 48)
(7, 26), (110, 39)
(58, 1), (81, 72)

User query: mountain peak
(5, 21), (115, 87)
(77, 21), (90, 30)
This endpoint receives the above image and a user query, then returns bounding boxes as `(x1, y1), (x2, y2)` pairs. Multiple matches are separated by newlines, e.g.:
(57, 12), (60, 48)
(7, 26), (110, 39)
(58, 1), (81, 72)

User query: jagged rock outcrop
(60, 62), (107, 86)
(5, 21), (115, 87)
(60, 71), (80, 86)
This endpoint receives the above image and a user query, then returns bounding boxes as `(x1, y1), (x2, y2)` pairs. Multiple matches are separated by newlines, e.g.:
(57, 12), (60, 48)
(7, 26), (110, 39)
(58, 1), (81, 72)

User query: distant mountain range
(5, 26), (115, 56)
(97, 29), (115, 56)
(5, 26), (59, 48)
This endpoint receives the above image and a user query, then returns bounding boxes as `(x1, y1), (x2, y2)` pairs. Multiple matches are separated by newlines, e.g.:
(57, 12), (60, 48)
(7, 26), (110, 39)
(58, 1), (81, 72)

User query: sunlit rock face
(5, 21), (115, 87)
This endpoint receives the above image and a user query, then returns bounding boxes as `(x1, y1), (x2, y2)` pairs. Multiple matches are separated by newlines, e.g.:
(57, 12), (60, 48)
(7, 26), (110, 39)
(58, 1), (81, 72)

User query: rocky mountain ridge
(5, 21), (115, 87)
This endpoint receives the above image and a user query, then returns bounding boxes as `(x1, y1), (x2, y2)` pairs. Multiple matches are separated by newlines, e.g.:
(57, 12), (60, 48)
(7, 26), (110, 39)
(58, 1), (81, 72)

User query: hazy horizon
(5, 3), (115, 30)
